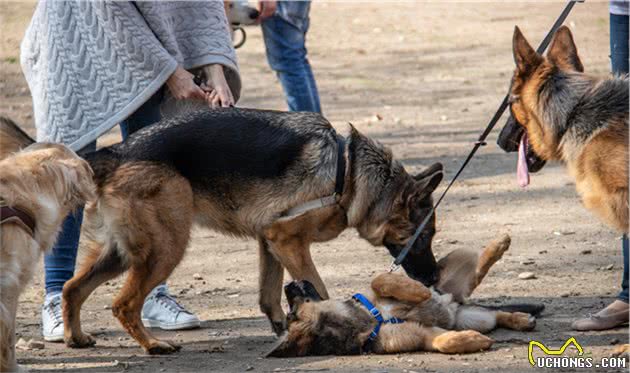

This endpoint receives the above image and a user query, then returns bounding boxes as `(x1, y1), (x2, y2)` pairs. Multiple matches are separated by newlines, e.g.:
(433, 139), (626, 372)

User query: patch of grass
(3, 56), (18, 64)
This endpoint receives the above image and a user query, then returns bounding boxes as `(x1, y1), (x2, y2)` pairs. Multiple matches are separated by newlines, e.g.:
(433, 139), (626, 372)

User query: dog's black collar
(334, 136), (346, 197)
(280, 135), (347, 218)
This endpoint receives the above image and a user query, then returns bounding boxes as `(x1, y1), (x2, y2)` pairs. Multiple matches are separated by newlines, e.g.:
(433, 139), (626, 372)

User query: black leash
(389, 0), (583, 273)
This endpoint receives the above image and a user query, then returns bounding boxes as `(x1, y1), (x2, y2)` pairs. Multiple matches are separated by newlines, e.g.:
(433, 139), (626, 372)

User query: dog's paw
(146, 340), (182, 355)
(612, 344), (630, 360)
(65, 332), (96, 348)
(510, 312), (536, 331)
(433, 330), (494, 354)
(488, 234), (511, 258)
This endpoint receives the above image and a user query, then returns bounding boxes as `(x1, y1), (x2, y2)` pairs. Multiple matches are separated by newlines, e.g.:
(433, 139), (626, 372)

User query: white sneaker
(141, 285), (200, 330)
(41, 293), (64, 342)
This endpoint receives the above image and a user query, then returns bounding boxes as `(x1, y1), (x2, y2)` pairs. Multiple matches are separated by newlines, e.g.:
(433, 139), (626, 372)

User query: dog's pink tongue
(517, 134), (530, 188)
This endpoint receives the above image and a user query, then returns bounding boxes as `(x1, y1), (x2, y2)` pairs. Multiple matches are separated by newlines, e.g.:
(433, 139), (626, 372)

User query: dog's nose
(284, 281), (304, 302)
(249, 9), (260, 19)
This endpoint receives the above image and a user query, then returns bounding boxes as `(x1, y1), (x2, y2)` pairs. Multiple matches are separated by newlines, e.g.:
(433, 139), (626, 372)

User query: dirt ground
(1, 1), (628, 372)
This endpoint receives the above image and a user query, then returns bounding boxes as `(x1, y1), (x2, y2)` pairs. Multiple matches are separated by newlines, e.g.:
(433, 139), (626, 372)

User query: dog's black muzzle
(386, 233), (439, 287)
(284, 280), (323, 310)
(497, 115), (547, 173)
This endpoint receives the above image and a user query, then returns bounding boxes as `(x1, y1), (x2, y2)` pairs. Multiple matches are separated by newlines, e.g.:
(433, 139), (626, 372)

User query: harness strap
(0, 199), (36, 237)
(352, 293), (404, 344)
(282, 136), (346, 218)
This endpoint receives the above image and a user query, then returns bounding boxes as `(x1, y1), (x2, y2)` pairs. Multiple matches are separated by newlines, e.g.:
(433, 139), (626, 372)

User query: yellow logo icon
(528, 337), (584, 366)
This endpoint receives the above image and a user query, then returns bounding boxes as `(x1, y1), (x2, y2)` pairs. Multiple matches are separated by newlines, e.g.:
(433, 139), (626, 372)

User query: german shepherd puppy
(267, 234), (539, 357)
(498, 26), (628, 233)
(1, 108), (443, 355)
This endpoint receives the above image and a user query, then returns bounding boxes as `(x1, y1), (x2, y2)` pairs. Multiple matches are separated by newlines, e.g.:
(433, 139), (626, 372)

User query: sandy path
(1, 2), (627, 372)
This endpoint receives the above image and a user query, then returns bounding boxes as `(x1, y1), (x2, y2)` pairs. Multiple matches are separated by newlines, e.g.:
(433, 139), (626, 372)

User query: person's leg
(619, 235), (629, 303)
(572, 235), (629, 331)
(610, 13), (629, 75)
(42, 142), (96, 341)
(119, 89), (200, 330)
(120, 89), (164, 140)
(262, 0), (321, 113)
(571, 13), (630, 332)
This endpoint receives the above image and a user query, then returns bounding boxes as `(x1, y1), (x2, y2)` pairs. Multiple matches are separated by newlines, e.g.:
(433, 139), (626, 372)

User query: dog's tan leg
(475, 234), (511, 288)
(258, 237), (286, 336)
(370, 273), (431, 303)
(112, 264), (182, 355)
(107, 172), (193, 354)
(495, 311), (536, 331)
(63, 242), (127, 348)
(374, 324), (493, 354)
(0, 290), (19, 372)
(429, 328), (494, 354)
(267, 237), (329, 299)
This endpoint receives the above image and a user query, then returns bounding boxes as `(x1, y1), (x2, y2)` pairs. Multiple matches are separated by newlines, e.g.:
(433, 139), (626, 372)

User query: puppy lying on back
(0, 117), (95, 372)
(268, 234), (540, 357)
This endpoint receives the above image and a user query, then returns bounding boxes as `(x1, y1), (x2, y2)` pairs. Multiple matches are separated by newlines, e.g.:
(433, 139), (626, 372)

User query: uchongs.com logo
(528, 337), (626, 369)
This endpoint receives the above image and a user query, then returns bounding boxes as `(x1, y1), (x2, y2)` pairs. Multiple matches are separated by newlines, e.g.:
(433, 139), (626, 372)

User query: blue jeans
(610, 13), (629, 303)
(610, 13), (629, 75)
(44, 91), (163, 294)
(262, 0), (321, 113)
(620, 236), (629, 303)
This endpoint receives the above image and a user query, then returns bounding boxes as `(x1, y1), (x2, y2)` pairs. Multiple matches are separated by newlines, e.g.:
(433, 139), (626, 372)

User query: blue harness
(352, 293), (405, 345)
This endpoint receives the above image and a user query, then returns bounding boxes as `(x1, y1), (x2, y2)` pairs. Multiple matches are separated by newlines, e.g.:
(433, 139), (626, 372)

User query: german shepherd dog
(497, 26), (628, 357)
(498, 26), (628, 233)
(1, 108), (444, 355)
(267, 234), (539, 357)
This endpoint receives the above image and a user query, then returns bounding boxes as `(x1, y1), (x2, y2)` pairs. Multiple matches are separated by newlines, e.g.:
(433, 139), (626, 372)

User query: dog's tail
(481, 303), (545, 317)
(0, 116), (36, 160)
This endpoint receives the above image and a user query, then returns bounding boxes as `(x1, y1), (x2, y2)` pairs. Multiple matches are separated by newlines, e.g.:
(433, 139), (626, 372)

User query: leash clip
(475, 141), (487, 146)
(388, 261), (400, 273)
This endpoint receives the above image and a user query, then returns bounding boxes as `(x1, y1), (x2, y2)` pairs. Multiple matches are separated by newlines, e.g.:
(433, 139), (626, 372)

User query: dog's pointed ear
(414, 162), (443, 181)
(513, 26), (542, 72)
(266, 333), (300, 358)
(413, 167), (443, 197)
(547, 26), (583, 72)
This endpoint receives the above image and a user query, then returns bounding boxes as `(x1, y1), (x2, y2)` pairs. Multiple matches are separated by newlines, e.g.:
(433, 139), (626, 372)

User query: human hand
(257, 0), (277, 22)
(166, 66), (207, 101)
(200, 64), (235, 108)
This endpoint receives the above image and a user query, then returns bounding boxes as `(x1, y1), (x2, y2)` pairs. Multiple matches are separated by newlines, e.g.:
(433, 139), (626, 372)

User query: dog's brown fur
(268, 234), (537, 357)
(0, 117), (95, 372)
(509, 26), (629, 233)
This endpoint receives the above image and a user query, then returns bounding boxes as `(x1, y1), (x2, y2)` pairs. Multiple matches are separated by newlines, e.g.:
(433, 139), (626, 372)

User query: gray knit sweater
(21, 1), (241, 151)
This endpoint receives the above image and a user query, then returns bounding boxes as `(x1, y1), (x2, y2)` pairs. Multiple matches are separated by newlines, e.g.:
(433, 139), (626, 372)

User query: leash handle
(390, 0), (582, 271)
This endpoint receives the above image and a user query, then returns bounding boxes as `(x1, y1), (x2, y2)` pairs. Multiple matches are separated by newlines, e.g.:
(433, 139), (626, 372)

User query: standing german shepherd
(1, 109), (443, 355)
(499, 26), (628, 234)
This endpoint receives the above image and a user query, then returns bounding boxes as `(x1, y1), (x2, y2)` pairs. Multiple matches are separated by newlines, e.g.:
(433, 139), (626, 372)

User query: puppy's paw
(510, 312), (536, 331)
(433, 330), (493, 354)
(146, 340), (182, 355)
(65, 332), (95, 348)
(488, 234), (511, 258)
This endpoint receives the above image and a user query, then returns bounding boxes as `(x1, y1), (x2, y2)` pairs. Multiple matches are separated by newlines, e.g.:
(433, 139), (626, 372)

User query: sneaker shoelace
(154, 292), (192, 315)
(46, 297), (63, 326)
